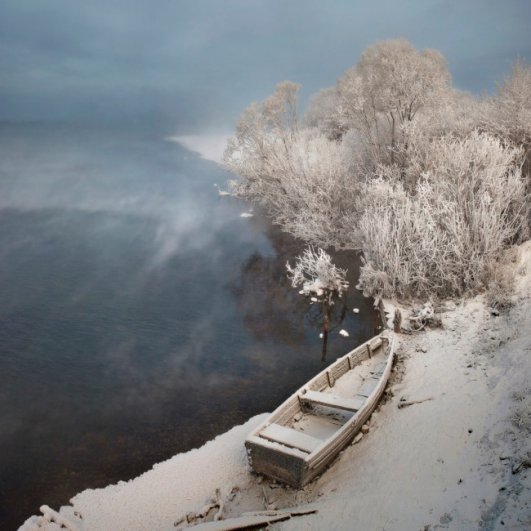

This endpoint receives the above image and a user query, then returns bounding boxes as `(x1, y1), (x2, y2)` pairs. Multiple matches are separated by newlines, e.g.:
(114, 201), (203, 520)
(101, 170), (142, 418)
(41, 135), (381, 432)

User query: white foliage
(225, 41), (529, 303)
(482, 59), (531, 188)
(227, 123), (360, 247)
(303, 86), (345, 141)
(483, 59), (531, 148)
(318, 38), (453, 171)
(286, 246), (349, 297)
(358, 132), (528, 298)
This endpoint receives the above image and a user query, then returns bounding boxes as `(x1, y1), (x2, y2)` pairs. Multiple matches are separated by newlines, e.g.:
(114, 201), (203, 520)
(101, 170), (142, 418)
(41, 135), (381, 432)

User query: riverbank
(21, 242), (530, 530)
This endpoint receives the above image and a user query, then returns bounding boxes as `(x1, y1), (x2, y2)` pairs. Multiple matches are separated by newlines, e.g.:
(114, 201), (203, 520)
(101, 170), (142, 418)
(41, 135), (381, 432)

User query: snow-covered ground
(21, 242), (531, 530)
(166, 134), (231, 165)
(277, 244), (531, 530)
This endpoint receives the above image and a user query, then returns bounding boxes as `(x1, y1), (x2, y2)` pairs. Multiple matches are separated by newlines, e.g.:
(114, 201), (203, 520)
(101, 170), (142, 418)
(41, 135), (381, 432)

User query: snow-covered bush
(286, 246), (348, 299)
(303, 86), (346, 141)
(227, 123), (361, 248)
(358, 132), (528, 298)
(482, 59), (531, 156)
(226, 43), (529, 304)
(482, 59), (531, 216)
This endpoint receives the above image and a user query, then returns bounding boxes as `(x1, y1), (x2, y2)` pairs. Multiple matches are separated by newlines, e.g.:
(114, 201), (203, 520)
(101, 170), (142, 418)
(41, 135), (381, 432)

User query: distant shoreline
(166, 134), (231, 165)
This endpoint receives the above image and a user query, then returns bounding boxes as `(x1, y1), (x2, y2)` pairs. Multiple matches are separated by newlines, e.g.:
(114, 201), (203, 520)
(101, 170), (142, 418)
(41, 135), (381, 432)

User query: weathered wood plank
(300, 390), (364, 412)
(184, 512), (291, 530)
(187, 506), (318, 530)
(259, 424), (322, 454)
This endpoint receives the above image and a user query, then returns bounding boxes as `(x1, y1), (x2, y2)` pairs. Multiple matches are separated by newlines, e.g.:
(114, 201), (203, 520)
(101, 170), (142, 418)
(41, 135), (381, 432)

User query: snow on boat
(245, 332), (395, 488)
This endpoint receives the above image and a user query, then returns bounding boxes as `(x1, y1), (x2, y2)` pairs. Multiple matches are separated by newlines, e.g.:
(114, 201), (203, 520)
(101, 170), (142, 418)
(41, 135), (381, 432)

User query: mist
(1, 0), (530, 132)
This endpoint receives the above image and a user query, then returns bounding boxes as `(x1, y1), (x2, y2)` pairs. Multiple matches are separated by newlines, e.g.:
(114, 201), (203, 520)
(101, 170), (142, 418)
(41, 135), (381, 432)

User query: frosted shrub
(286, 246), (348, 298)
(482, 60), (531, 215)
(227, 125), (360, 248)
(483, 60), (531, 160)
(358, 132), (528, 299)
(226, 44), (528, 303)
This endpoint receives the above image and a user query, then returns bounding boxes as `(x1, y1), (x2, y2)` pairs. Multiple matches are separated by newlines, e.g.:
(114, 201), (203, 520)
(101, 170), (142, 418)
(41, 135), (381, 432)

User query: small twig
(397, 397), (434, 409)
(262, 486), (270, 508)
(512, 459), (531, 475)
(174, 488), (225, 527)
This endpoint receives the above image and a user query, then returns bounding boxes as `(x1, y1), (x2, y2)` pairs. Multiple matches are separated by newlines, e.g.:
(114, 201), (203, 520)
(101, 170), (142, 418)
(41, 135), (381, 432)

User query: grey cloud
(0, 0), (529, 129)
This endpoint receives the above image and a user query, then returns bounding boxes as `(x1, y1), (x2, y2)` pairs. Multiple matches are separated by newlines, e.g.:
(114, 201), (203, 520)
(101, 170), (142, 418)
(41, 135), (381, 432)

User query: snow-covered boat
(245, 332), (395, 487)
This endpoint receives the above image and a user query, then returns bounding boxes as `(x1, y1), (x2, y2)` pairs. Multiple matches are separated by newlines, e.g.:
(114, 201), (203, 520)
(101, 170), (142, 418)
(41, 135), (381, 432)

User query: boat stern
(245, 436), (310, 488)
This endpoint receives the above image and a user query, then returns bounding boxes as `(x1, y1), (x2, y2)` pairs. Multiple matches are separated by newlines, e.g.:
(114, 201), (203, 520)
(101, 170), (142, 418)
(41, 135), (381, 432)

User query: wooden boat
(245, 332), (395, 488)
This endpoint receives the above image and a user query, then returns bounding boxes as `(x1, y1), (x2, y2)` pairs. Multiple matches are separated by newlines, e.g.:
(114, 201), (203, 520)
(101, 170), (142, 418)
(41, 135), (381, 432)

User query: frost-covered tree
(223, 81), (299, 194)
(225, 87), (361, 247)
(226, 41), (458, 249)
(483, 59), (531, 182)
(307, 39), (453, 172)
(224, 80), (300, 160)
(357, 132), (528, 299)
(391, 88), (483, 190)
(287, 246), (349, 358)
(485, 60), (531, 147)
(357, 39), (450, 133)
(286, 246), (348, 297)
(225, 41), (528, 304)
(303, 86), (346, 141)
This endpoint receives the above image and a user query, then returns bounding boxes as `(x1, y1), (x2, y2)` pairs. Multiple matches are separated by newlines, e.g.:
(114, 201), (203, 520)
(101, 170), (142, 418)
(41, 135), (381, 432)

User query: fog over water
(0, 124), (378, 528)
(1, 1), (529, 130)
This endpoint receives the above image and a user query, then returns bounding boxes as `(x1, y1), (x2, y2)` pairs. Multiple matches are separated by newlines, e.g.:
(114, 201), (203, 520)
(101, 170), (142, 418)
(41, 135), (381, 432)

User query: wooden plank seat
(259, 424), (322, 454)
(299, 390), (365, 412)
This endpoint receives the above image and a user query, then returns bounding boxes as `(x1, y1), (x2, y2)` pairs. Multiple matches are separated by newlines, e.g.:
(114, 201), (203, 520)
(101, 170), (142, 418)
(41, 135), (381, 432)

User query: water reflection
(0, 124), (378, 529)
(308, 294), (348, 361)
(232, 223), (380, 363)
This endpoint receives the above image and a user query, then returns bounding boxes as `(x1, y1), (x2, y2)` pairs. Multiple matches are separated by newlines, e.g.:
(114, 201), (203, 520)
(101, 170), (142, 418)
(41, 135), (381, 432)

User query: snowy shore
(21, 242), (531, 530)
(165, 134), (231, 165)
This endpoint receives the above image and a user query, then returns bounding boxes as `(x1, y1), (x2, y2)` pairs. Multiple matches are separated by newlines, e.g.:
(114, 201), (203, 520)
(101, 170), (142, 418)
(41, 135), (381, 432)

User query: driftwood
(408, 302), (441, 331)
(175, 489), (224, 528)
(512, 459), (531, 474)
(397, 397), (434, 409)
(186, 506), (318, 530)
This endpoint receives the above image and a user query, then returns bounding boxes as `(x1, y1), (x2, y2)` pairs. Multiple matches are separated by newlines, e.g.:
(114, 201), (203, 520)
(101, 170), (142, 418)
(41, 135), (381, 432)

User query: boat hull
(245, 333), (394, 488)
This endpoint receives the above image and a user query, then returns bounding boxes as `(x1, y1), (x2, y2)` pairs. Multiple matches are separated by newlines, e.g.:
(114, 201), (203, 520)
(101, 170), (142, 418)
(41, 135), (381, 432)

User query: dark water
(0, 124), (379, 529)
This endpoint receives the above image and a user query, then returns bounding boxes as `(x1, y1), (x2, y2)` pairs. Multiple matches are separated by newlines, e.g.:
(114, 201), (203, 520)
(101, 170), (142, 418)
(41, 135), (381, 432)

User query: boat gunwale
(307, 335), (394, 468)
(246, 332), (394, 462)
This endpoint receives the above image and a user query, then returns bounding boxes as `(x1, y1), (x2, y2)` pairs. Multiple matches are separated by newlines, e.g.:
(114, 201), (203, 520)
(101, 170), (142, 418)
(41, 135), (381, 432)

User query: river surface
(0, 123), (379, 529)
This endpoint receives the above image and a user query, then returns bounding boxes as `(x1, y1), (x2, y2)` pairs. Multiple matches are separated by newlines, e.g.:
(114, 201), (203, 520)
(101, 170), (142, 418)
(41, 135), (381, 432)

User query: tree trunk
(321, 297), (331, 361)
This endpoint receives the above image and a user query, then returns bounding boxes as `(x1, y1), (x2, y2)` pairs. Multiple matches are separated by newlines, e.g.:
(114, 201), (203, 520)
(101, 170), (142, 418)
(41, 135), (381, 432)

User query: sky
(0, 0), (530, 132)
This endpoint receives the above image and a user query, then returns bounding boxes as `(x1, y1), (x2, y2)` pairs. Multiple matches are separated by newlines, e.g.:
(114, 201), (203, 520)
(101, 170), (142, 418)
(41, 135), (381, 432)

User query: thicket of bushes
(225, 40), (530, 300)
